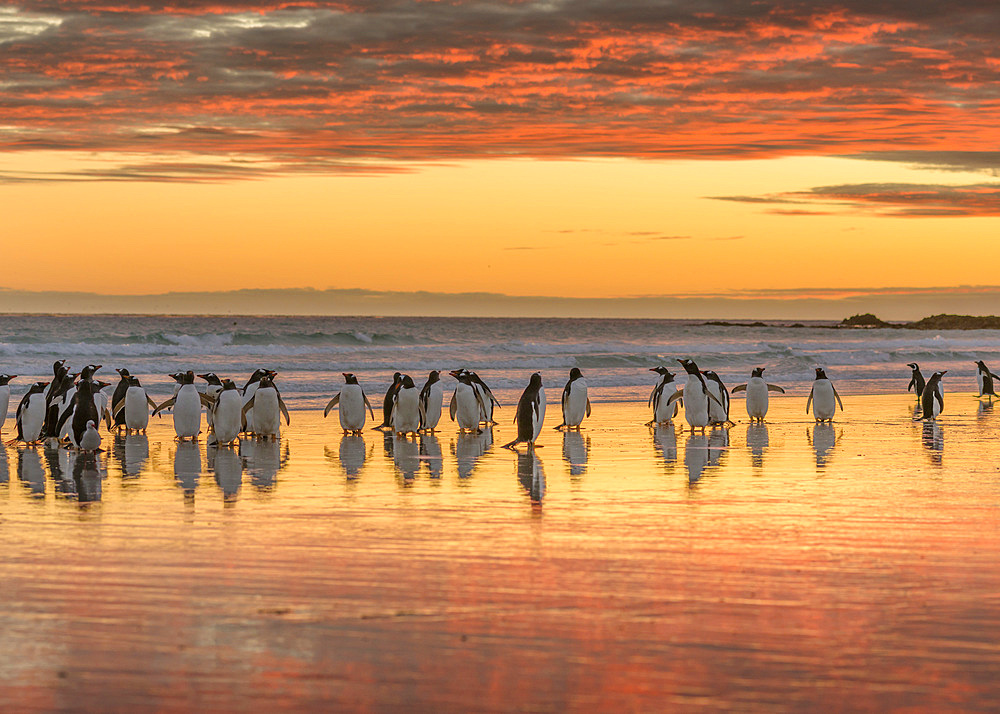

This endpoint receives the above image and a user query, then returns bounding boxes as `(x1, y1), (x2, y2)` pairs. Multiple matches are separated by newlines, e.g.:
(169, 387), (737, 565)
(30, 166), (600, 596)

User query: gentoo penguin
(555, 367), (590, 430)
(449, 370), (487, 433)
(46, 371), (77, 439)
(56, 379), (103, 449)
(666, 359), (721, 431)
(502, 372), (546, 449)
(417, 370), (444, 432)
(390, 374), (420, 437)
(113, 376), (158, 433)
(10, 381), (49, 444)
(647, 367), (680, 426)
(467, 371), (501, 425)
(152, 370), (214, 440)
(57, 364), (101, 441)
(240, 368), (275, 433)
(0, 373), (16, 434)
(110, 368), (131, 430)
(806, 367), (843, 422)
(324, 373), (375, 434)
(44, 359), (66, 404)
(975, 360), (1000, 400)
(702, 370), (732, 426)
(731, 367), (786, 422)
(906, 363), (925, 401)
(198, 373), (224, 430)
(241, 375), (289, 440)
(919, 370), (947, 420)
(208, 379), (243, 446)
(375, 372), (403, 430)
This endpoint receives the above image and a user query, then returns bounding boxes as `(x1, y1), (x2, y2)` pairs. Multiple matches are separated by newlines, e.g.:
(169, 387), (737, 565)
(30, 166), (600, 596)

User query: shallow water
(2, 395), (999, 711)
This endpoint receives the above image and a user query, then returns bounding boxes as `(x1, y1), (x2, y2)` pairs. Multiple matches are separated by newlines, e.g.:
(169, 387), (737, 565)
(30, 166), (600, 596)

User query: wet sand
(1, 395), (999, 712)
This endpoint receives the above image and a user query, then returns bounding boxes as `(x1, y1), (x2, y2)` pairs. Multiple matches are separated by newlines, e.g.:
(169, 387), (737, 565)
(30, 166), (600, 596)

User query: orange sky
(2, 2), (1000, 310)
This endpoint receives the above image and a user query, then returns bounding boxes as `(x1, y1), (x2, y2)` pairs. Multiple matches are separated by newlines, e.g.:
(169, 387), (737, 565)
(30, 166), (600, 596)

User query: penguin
(0, 373), (16, 434)
(324, 373), (375, 435)
(918, 370), (947, 420)
(390, 374), (420, 436)
(110, 368), (131, 430)
(975, 360), (1000, 400)
(45, 371), (77, 439)
(417, 370), (444, 432)
(56, 364), (101, 441)
(449, 370), (487, 433)
(241, 368), (274, 433)
(555, 367), (590, 430)
(467, 371), (501, 425)
(152, 370), (214, 440)
(56, 379), (104, 449)
(502, 372), (546, 449)
(10, 381), (49, 444)
(647, 366), (680, 426)
(702, 370), (733, 426)
(208, 379), (243, 446)
(198, 373), (224, 430)
(374, 372), (403, 430)
(113, 376), (158, 433)
(44, 359), (66, 404)
(731, 367), (786, 422)
(666, 359), (722, 431)
(241, 375), (289, 440)
(806, 367), (843, 422)
(906, 362), (925, 401)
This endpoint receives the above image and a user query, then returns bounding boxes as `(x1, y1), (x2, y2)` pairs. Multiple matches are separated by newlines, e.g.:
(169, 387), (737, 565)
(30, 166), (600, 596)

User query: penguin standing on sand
(10, 381), (48, 444)
(390, 374), (420, 437)
(555, 367), (590, 430)
(110, 368), (131, 431)
(468, 371), (501, 425)
(56, 379), (105, 449)
(241, 368), (274, 433)
(0, 374), (16, 434)
(449, 370), (487, 433)
(325, 373), (375, 434)
(806, 367), (843, 422)
(918, 370), (947, 420)
(418, 371), (444, 432)
(702, 370), (732, 426)
(647, 367), (680, 426)
(502, 372), (546, 449)
(208, 379), (243, 446)
(666, 359), (721, 431)
(906, 363), (925, 401)
(153, 371), (214, 440)
(198, 373), (224, 430)
(46, 371), (77, 439)
(114, 376), (158, 433)
(241, 375), (289, 440)
(975, 360), (1000, 400)
(375, 372), (403, 430)
(731, 367), (785, 422)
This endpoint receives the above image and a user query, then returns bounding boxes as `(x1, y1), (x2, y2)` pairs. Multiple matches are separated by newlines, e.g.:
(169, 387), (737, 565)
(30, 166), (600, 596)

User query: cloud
(3, 2), (1000, 179)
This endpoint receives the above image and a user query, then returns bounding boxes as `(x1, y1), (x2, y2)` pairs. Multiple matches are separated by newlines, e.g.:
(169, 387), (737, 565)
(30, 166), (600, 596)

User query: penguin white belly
(531, 390), (547, 441)
(22, 395), (46, 442)
(212, 392), (242, 444)
(707, 381), (726, 423)
(654, 382), (678, 422)
(745, 378), (769, 418)
(124, 387), (150, 430)
(683, 376), (710, 427)
(0, 385), (9, 432)
(422, 383), (444, 430)
(243, 383), (260, 432)
(811, 381), (837, 420)
(977, 371), (985, 396)
(79, 422), (101, 451)
(563, 379), (588, 426)
(58, 389), (77, 440)
(339, 385), (367, 431)
(173, 385), (202, 438)
(252, 388), (281, 437)
(205, 385), (221, 428)
(392, 388), (420, 433)
(455, 384), (480, 430)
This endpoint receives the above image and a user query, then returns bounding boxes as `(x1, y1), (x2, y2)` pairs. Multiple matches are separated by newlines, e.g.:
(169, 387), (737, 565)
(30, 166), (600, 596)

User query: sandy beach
(1, 395), (998, 711)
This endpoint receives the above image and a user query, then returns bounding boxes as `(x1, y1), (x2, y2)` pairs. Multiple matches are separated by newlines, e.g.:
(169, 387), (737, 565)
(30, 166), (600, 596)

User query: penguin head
(391, 372), (402, 383)
(52, 359), (66, 373)
(0, 374), (15, 386)
(529, 372), (542, 387)
(258, 376), (275, 389)
(267, 369), (278, 380)
(975, 360), (987, 370)
(169, 371), (185, 383)
(116, 367), (131, 378)
(81, 364), (102, 380)
(220, 379), (238, 390)
(751, 367), (765, 378)
(400, 374), (415, 390)
(814, 367), (828, 380)
(930, 370), (948, 380)
(343, 373), (359, 384)
(95, 380), (112, 391)
(649, 366), (672, 377)
(198, 372), (222, 385)
(31, 381), (49, 393)
(568, 367), (583, 381)
(427, 370), (440, 383)
(181, 370), (196, 384)
(906, 362), (919, 371)
(128, 376), (141, 386)
(677, 359), (700, 375)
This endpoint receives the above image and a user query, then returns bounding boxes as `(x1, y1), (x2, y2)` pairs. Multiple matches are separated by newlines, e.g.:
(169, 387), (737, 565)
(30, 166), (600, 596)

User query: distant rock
(701, 320), (768, 327)
(905, 314), (1000, 330)
(839, 313), (893, 328)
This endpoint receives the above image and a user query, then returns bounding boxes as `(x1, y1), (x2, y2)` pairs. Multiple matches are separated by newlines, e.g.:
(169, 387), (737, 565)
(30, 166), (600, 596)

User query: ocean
(0, 314), (995, 410)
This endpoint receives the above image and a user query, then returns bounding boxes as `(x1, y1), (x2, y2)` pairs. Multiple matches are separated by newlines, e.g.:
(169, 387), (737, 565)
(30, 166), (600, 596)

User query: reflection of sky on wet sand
(1, 396), (999, 711)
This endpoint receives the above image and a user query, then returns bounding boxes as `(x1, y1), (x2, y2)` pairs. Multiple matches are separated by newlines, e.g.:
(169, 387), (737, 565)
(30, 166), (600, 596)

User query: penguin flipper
(665, 388), (683, 406)
(806, 386), (814, 414)
(731, 384), (747, 394)
(278, 397), (291, 426)
(585, 398), (591, 417)
(56, 395), (78, 433)
(323, 393), (341, 418)
(449, 391), (458, 421)
(833, 386), (844, 411)
(363, 393), (375, 421)
(241, 395), (256, 418)
(151, 397), (175, 417)
(707, 391), (723, 408)
(112, 401), (126, 418)
(199, 393), (216, 409)
(907, 378), (915, 393)
(146, 395), (158, 410)
(767, 384), (786, 394)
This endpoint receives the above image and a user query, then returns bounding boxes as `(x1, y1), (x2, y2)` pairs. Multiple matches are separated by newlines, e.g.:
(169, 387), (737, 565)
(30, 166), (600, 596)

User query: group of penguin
(3, 357), (999, 455)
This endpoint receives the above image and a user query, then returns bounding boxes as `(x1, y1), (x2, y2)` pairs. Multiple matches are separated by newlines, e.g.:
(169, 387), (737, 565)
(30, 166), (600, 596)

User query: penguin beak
(448, 370), (461, 378)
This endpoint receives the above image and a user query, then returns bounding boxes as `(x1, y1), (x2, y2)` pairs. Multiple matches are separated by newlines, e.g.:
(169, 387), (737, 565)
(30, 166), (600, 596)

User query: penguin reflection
(684, 432), (709, 485)
(241, 438), (288, 490)
(17, 447), (46, 496)
(707, 428), (729, 468)
(393, 434), (420, 482)
(332, 434), (369, 479)
(0, 445), (8, 485)
(561, 430), (590, 477)
(745, 423), (770, 470)
(173, 441), (201, 496)
(208, 444), (243, 501)
(516, 448), (545, 505)
(419, 433), (443, 478)
(453, 428), (493, 480)
(921, 421), (944, 466)
(73, 451), (102, 503)
(808, 422), (838, 470)
(651, 422), (677, 469)
(113, 432), (149, 479)
(978, 400), (994, 418)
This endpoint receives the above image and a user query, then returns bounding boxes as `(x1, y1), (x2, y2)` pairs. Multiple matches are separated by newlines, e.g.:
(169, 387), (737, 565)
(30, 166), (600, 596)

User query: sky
(3, 1), (1000, 317)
